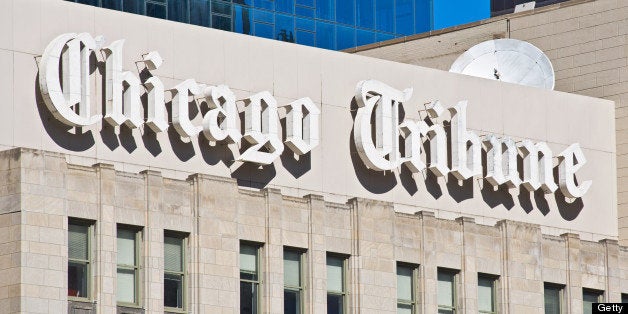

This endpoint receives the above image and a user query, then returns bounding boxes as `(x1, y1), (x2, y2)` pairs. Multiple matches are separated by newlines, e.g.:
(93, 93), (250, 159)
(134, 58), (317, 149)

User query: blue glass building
(66, 0), (570, 50)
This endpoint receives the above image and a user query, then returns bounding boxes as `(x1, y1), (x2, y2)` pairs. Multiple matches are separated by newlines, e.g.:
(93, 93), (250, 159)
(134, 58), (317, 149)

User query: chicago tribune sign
(39, 33), (590, 199)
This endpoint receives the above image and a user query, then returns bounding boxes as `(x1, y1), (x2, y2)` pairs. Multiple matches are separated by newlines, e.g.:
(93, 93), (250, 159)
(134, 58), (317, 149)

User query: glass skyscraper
(65, 0), (571, 50)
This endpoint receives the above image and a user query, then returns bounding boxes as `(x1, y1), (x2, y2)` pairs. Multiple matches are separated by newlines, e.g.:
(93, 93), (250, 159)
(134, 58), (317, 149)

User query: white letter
(518, 140), (558, 193)
(353, 80), (413, 171)
(102, 40), (143, 128)
(398, 120), (425, 173)
(201, 85), (241, 144)
(423, 101), (449, 177)
(238, 91), (284, 165)
(38, 33), (102, 127)
(449, 101), (481, 180)
(171, 79), (203, 139)
(558, 143), (592, 198)
(140, 51), (168, 133)
(483, 135), (521, 188)
(284, 97), (320, 155)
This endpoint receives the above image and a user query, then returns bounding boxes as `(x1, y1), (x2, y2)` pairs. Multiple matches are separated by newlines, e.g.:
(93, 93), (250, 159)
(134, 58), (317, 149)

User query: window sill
(116, 305), (145, 314)
(68, 300), (96, 313)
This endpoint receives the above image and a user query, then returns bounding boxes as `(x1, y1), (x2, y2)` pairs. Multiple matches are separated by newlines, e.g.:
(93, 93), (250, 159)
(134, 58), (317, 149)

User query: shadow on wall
(348, 95), (585, 221)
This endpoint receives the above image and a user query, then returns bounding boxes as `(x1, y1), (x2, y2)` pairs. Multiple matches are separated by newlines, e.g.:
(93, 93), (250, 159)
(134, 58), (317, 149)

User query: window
(437, 268), (457, 314)
(240, 242), (262, 314)
(284, 248), (304, 314)
(164, 233), (186, 310)
(117, 226), (141, 305)
(478, 274), (497, 314)
(544, 283), (563, 314)
(327, 254), (347, 314)
(68, 219), (93, 299)
(622, 293), (628, 303)
(583, 289), (603, 314)
(397, 263), (417, 314)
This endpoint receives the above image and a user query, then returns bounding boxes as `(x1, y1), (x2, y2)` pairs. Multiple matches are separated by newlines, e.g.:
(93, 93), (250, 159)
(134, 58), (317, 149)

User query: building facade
(0, 0), (626, 313)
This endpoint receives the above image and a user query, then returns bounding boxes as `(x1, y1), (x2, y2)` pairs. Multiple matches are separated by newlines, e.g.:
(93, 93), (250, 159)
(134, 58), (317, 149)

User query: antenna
(449, 39), (555, 90)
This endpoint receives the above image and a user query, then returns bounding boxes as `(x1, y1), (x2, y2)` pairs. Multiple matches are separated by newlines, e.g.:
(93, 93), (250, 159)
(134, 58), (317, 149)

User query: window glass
(296, 0), (314, 6)
(415, 0), (431, 32)
(212, 0), (232, 15)
(255, 23), (274, 39)
(296, 17), (315, 31)
(327, 293), (344, 314)
(117, 229), (136, 266)
(68, 222), (91, 299)
(395, 0), (413, 36)
(123, 0), (144, 14)
(240, 243), (261, 314)
(437, 269), (456, 312)
(164, 234), (185, 309)
(622, 294), (628, 303)
(254, 0), (274, 10)
(146, 2), (167, 19)
(478, 275), (496, 313)
(397, 265), (413, 301)
(190, 0), (211, 26)
(356, 0), (374, 29)
(234, 5), (253, 34)
(117, 226), (140, 305)
(326, 254), (346, 314)
(213, 14), (232, 31)
(375, 0), (394, 33)
(356, 30), (376, 46)
(336, 0), (355, 26)
(376, 32), (394, 43)
(276, 0), (294, 14)
(167, 0), (189, 22)
(102, 0), (123, 10)
(276, 14), (295, 42)
(336, 26), (356, 50)
(117, 269), (136, 303)
(544, 284), (562, 314)
(284, 249), (303, 314)
(583, 289), (603, 314)
(316, 0), (334, 21)
(316, 21), (335, 50)
(296, 31), (315, 46)
(295, 5), (315, 18)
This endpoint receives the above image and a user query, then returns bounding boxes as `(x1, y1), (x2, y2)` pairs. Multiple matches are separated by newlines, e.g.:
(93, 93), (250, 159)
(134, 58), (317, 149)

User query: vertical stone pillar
(416, 210), (437, 313)
(0, 149), (22, 313)
(498, 220), (544, 314)
(457, 216), (477, 313)
(601, 239), (620, 302)
(94, 163), (117, 313)
(562, 232), (582, 313)
(306, 194), (327, 314)
(142, 170), (164, 312)
(263, 188), (284, 314)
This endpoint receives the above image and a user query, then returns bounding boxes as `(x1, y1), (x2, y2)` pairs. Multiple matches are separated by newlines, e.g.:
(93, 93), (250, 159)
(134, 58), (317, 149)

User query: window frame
(437, 268), (458, 313)
(582, 288), (604, 312)
(477, 273), (498, 314)
(240, 241), (263, 314)
(116, 225), (143, 307)
(326, 252), (348, 314)
(164, 231), (187, 313)
(283, 247), (306, 314)
(543, 282), (564, 314)
(396, 262), (418, 313)
(68, 218), (94, 302)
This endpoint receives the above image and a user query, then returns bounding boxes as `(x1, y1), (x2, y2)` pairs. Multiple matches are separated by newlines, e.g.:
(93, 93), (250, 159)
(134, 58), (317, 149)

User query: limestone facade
(351, 0), (628, 245)
(0, 148), (626, 313)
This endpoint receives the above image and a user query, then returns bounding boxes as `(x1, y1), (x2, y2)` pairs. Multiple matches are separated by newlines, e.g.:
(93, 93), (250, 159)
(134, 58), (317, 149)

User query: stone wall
(0, 147), (626, 313)
(352, 0), (628, 246)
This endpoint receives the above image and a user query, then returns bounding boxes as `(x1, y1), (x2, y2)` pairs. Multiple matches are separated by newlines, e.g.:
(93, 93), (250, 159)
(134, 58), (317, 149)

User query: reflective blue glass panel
(77, 0), (99, 5)
(295, 5), (315, 18)
(102, 0), (122, 9)
(296, 0), (314, 6)
(254, 0), (274, 10)
(336, 0), (355, 26)
(168, 0), (188, 22)
(415, 0), (431, 32)
(356, 0), (374, 29)
(395, 0), (413, 35)
(356, 29), (376, 46)
(253, 9), (274, 23)
(296, 30), (315, 46)
(316, 0), (334, 21)
(212, 0), (231, 15)
(375, 0), (394, 33)
(123, 0), (144, 14)
(146, 3), (167, 19)
(276, 0), (294, 14)
(316, 21), (335, 49)
(233, 5), (253, 34)
(296, 17), (315, 31)
(234, 0), (253, 5)
(336, 26), (356, 50)
(376, 32), (394, 42)
(255, 23), (274, 39)
(190, 0), (211, 27)
(212, 14), (232, 31)
(276, 14), (295, 42)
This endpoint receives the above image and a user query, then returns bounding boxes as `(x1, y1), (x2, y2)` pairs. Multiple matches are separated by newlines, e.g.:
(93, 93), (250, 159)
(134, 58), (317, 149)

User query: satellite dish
(449, 39), (555, 90)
